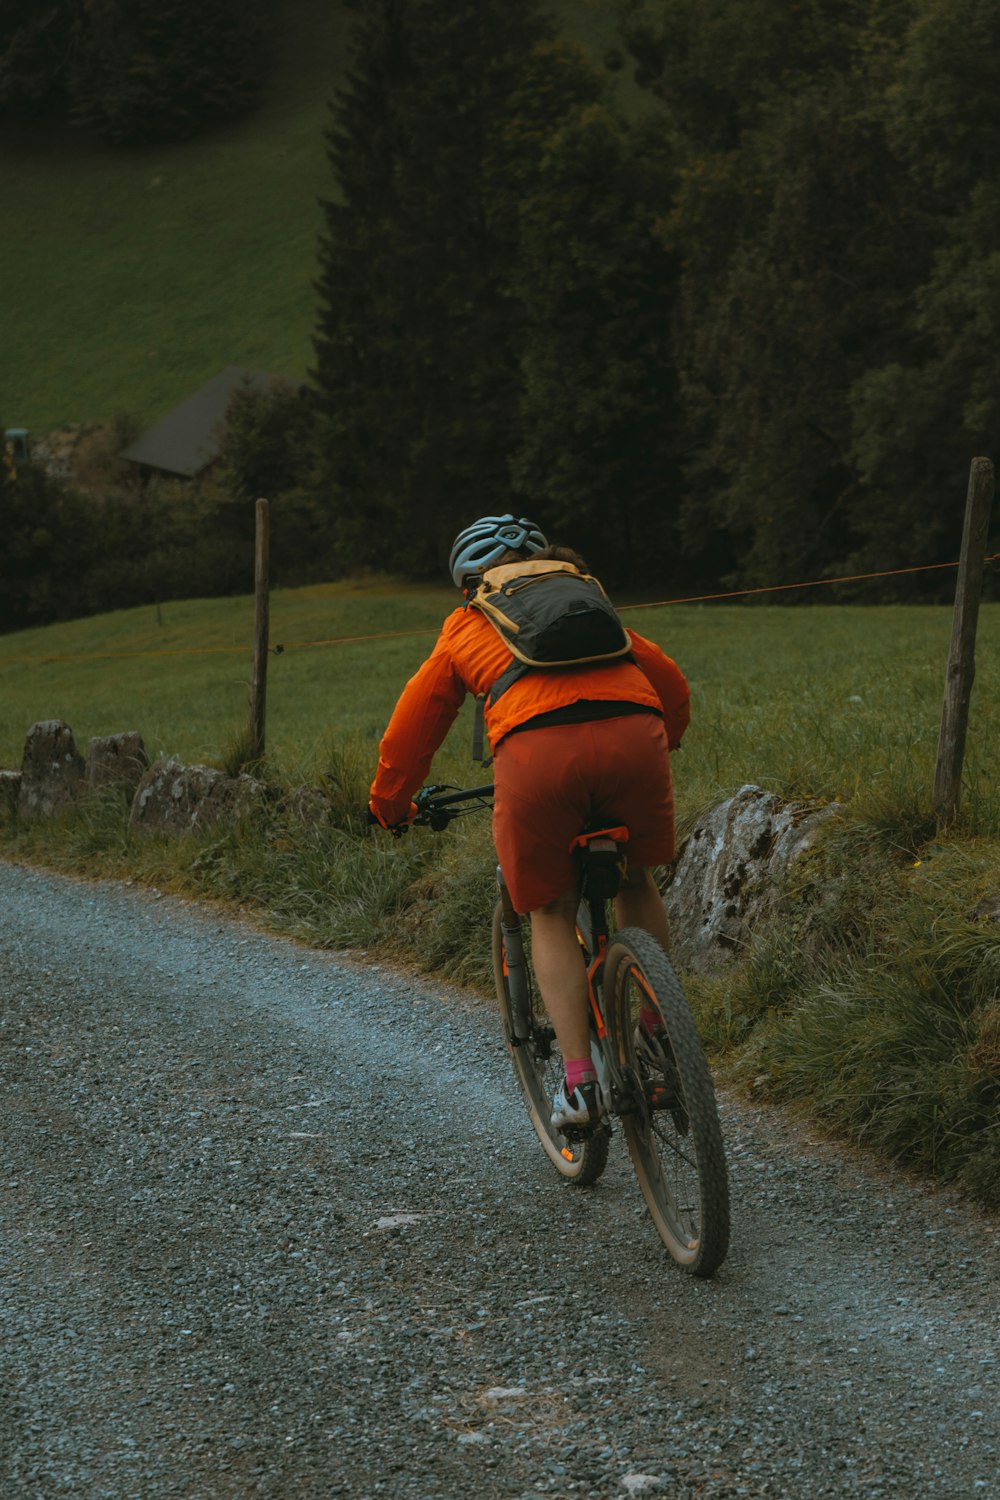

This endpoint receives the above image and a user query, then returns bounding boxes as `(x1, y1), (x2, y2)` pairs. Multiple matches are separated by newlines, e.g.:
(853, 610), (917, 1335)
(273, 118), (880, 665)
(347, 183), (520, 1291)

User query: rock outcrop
(283, 785), (332, 829)
(663, 784), (841, 974)
(18, 720), (86, 820)
(87, 732), (148, 796)
(129, 758), (265, 833)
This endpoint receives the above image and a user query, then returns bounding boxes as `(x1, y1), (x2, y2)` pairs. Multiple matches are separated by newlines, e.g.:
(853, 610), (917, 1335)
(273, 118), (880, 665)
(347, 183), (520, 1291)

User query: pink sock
(565, 1057), (597, 1090)
(639, 1005), (661, 1036)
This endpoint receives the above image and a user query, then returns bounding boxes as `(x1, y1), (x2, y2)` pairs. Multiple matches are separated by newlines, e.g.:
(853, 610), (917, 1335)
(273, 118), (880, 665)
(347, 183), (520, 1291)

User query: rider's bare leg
(528, 886), (590, 1062)
(615, 864), (670, 951)
(530, 867), (669, 1062)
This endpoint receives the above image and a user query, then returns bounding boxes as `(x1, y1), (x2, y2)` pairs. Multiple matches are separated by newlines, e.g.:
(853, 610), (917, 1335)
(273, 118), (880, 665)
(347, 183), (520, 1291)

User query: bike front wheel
(492, 900), (609, 1186)
(604, 927), (730, 1275)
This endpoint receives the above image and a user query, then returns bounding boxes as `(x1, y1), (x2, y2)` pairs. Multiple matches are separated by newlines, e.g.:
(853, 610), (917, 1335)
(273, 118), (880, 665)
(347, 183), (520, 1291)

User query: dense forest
(311, 0), (1000, 592)
(3, 0), (999, 627)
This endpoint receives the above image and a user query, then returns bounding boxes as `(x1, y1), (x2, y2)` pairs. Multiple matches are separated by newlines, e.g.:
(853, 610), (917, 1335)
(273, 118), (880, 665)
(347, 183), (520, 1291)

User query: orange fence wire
(618, 557), (993, 610)
(2, 554), (998, 670)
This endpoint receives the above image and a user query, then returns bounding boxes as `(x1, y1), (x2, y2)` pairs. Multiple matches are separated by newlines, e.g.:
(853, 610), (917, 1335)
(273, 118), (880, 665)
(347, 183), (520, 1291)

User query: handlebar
(412, 783), (494, 831)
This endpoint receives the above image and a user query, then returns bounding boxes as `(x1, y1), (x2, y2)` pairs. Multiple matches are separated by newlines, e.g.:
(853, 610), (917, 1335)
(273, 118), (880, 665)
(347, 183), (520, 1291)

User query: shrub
(70, 0), (272, 145)
(216, 379), (329, 586)
(0, 447), (99, 630)
(0, 1), (77, 120)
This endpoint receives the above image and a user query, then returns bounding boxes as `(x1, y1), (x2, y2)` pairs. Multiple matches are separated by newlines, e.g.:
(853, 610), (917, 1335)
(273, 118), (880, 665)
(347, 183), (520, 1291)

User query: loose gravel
(2, 860), (999, 1499)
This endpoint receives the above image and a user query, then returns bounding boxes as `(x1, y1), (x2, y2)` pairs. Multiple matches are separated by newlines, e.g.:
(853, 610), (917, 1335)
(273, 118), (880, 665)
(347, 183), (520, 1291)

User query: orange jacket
(369, 605), (690, 826)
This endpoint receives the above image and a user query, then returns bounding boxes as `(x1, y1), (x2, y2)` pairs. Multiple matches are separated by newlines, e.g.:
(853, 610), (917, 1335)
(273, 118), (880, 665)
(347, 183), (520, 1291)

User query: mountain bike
(413, 783), (730, 1277)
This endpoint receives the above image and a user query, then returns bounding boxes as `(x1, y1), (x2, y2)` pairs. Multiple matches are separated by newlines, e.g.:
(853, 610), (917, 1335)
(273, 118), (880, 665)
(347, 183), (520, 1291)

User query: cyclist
(369, 515), (690, 1131)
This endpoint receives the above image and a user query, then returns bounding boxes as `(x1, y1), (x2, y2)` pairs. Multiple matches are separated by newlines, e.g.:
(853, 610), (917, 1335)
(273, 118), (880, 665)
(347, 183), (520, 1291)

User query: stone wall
(3, 721), (282, 834)
(18, 720), (86, 820)
(87, 732), (148, 794)
(130, 758), (264, 833)
(4, 724), (846, 970)
(15, 722), (152, 821)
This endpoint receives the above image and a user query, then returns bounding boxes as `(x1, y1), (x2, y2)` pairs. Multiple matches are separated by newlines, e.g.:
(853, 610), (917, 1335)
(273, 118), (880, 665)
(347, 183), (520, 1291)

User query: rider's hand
(367, 800), (418, 839)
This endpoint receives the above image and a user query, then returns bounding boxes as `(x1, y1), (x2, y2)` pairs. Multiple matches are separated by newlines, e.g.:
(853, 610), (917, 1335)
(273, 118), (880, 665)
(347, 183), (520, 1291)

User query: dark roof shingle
(120, 366), (304, 477)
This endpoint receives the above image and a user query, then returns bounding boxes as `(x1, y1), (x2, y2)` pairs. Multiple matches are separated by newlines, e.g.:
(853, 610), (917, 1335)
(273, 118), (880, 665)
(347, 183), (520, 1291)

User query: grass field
(0, 581), (454, 776)
(4, 586), (1000, 1204)
(3, 587), (999, 835)
(4, 0), (633, 436)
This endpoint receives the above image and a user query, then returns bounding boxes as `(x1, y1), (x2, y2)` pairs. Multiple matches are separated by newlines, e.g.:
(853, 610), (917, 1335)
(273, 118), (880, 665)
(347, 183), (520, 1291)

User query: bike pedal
(559, 1119), (611, 1144)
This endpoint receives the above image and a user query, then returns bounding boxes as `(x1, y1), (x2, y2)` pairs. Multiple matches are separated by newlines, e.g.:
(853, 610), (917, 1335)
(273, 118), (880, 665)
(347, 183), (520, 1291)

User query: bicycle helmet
(449, 514), (547, 589)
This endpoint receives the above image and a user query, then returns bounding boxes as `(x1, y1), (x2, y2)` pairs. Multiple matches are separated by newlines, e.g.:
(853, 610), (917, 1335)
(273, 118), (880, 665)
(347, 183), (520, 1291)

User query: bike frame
(416, 784), (636, 1114)
(495, 839), (633, 1119)
(412, 780), (731, 1275)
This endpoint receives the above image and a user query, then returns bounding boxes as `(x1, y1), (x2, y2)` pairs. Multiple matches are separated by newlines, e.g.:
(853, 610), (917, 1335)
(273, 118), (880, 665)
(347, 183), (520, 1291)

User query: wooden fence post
(933, 457), (995, 826)
(248, 498), (270, 762)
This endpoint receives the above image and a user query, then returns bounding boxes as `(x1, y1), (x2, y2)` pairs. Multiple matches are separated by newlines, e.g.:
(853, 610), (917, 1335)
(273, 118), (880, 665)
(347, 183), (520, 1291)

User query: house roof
(119, 365), (304, 477)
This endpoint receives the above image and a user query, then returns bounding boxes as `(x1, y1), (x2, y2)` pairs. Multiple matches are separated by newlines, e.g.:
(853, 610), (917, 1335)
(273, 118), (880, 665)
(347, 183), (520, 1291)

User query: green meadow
(0, 581), (454, 776)
(3, 587), (999, 833)
(3, 587), (1000, 1203)
(3, 2), (352, 434)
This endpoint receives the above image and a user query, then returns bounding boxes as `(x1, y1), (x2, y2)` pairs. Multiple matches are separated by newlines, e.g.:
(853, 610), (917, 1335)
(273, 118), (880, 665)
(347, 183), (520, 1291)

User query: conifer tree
(620, 0), (923, 588)
(312, 0), (554, 577)
(848, 0), (1000, 580)
(498, 44), (681, 587)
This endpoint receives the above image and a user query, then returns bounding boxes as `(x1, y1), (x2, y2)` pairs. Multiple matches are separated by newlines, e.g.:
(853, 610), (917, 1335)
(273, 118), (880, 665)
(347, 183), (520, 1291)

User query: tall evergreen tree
(312, 0), (555, 578)
(848, 0), (1000, 580)
(619, 0), (925, 589)
(498, 46), (682, 586)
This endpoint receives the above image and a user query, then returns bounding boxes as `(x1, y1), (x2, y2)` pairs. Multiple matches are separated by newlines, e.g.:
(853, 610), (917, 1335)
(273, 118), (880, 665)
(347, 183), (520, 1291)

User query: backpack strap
(471, 695), (490, 764)
(487, 657), (527, 706)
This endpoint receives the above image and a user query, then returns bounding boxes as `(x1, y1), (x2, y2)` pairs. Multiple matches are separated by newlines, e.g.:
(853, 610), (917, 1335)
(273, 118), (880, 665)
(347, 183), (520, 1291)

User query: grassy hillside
(0, 580), (454, 777)
(3, 0), (631, 436)
(3, 0), (351, 434)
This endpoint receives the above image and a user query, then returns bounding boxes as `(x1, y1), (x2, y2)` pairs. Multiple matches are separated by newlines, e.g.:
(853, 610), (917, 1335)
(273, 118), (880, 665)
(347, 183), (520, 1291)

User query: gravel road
(2, 861), (999, 1500)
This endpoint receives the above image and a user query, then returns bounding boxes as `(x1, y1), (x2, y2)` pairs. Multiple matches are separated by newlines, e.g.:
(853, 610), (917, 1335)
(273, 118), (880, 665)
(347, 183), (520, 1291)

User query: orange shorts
(492, 712), (675, 913)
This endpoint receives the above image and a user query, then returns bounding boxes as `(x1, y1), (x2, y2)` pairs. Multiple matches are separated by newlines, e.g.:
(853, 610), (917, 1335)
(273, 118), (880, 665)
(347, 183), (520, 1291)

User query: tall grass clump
(399, 814), (498, 987)
(699, 807), (1000, 1206)
(187, 816), (432, 952)
(0, 732), (495, 978)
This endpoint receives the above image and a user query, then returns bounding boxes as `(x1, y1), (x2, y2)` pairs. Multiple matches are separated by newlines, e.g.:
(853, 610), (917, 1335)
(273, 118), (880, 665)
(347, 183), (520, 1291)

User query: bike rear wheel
(604, 927), (729, 1275)
(492, 900), (610, 1186)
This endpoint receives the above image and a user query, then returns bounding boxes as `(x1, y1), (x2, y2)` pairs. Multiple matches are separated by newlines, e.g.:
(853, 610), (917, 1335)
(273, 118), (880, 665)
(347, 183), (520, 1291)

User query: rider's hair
(494, 543), (588, 572)
(530, 543), (587, 570)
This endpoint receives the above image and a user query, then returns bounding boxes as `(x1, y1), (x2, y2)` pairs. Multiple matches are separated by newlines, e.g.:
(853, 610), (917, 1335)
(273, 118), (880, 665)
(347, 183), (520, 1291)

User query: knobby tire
(604, 928), (730, 1276)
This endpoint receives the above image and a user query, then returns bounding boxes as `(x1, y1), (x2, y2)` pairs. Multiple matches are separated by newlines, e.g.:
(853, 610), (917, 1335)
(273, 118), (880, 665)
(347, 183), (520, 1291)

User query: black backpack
(470, 560), (631, 705)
